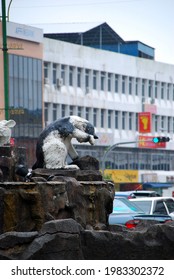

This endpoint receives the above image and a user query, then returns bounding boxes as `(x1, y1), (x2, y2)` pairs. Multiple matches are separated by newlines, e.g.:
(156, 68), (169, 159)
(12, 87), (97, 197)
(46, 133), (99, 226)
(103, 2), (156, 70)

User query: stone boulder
(21, 219), (84, 260)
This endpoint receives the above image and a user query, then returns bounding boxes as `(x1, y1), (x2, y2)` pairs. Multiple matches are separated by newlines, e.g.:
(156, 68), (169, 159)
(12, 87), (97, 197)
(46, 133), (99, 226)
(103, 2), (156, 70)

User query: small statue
(32, 116), (98, 170)
(0, 119), (16, 146)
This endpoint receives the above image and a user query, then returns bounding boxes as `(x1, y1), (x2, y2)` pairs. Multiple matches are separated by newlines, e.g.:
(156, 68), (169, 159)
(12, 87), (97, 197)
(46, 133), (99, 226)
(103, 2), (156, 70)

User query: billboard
(104, 169), (138, 183)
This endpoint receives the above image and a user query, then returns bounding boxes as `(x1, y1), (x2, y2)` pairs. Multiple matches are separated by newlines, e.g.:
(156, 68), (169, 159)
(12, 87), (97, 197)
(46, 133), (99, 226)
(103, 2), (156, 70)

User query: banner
(138, 135), (166, 148)
(104, 170), (138, 183)
(138, 112), (151, 133)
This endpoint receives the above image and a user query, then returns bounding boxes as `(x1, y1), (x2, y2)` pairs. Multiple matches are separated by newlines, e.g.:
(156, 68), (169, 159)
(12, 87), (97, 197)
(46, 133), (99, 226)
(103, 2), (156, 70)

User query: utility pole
(1, 0), (9, 120)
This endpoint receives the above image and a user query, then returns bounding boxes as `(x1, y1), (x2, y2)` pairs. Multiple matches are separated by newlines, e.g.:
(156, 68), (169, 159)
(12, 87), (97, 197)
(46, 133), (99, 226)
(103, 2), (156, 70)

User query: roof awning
(143, 183), (173, 189)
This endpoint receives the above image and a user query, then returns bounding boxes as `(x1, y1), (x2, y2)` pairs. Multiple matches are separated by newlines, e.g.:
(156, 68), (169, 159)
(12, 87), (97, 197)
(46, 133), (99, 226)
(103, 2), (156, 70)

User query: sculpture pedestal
(0, 172), (114, 233)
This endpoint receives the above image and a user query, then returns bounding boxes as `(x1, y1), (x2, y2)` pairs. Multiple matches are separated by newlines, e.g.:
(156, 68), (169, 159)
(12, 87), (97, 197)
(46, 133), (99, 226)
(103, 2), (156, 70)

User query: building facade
(43, 35), (174, 183)
(0, 22), (43, 166)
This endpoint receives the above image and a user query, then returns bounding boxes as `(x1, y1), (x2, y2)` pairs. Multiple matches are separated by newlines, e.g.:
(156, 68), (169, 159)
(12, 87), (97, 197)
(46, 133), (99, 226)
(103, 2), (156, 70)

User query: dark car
(109, 197), (172, 228)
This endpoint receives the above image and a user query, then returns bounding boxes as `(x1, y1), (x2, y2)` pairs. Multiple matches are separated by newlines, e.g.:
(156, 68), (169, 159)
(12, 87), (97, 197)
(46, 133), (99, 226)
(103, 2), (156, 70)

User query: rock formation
(1, 148), (174, 260)
(0, 218), (174, 260)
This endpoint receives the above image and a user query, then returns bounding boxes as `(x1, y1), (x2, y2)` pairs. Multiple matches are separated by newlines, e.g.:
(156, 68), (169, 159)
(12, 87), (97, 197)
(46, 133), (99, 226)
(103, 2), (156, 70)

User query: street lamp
(101, 141), (141, 173)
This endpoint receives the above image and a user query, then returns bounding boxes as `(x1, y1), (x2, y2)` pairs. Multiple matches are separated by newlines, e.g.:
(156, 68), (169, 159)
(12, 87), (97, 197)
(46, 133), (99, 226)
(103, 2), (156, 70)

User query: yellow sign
(104, 169), (138, 183)
(10, 109), (24, 115)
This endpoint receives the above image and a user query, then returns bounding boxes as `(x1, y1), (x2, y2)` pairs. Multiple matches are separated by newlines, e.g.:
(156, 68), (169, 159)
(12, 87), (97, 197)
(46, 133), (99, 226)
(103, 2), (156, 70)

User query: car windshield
(165, 199), (174, 214)
(113, 198), (144, 214)
(131, 200), (152, 214)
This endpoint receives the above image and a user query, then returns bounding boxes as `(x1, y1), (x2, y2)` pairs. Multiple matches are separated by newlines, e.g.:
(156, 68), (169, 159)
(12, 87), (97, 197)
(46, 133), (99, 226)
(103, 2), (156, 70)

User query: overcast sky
(1, 0), (174, 65)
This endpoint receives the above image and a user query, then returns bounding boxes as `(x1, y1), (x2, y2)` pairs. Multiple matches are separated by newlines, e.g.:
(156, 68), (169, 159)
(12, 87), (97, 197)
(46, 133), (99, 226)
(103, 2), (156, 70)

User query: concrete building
(43, 22), (174, 185)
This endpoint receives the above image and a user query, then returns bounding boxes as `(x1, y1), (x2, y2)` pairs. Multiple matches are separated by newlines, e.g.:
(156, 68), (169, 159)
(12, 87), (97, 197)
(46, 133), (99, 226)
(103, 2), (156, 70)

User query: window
(9, 54), (42, 138)
(53, 104), (57, 121)
(129, 77), (132, 95)
(44, 62), (49, 78)
(62, 105), (66, 117)
(101, 71), (105, 91)
(135, 78), (138, 96)
(53, 63), (57, 84)
(168, 116), (172, 133)
(161, 82), (164, 99)
(115, 111), (118, 129)
(77, 67), (81, 87)
(154, 201), (167, 215)
(167, 84), (170, 100)
(93, 108), (97, 126)
(44, 103), (48, 123)
(136, 113), (138, 131)
(161, 116), (165, 129)
(108, 110), (112, 128)
(148, 80), (152, 97)
(101, 109), (104, 128)
(129, 112), (132, 130)
(61, 65), (65, 84)
(115, 74), (118, 93)
(69, 66), (73, 86)
(122, 76), (126, 94)
(86, 108), (89, 120)
(155, 115), (158, 132)
(165, 199), (174, 214)
(122, 112), (126, 129)
(85, 69), (89, 88)
(70, 105), (74, 115)
(93, 70), (97, 90)
(77, 106), (82, 117)
(155, 81), (158, 98)
(108, 73), (112, 92)
(142, 79), (145, 97)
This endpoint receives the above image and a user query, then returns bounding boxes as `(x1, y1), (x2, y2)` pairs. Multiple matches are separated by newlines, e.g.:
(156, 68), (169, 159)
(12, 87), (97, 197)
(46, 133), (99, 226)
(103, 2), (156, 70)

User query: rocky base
(1, 218), (174, 260)
(1, 152), (174, 260)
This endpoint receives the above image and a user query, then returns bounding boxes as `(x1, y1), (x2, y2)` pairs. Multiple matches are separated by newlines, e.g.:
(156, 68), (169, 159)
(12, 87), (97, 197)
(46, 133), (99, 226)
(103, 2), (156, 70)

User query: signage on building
(104, 169), (138, 183)
(138, 112), (152, 133)
(138, 135), (166, 148)
(7, 22), (43, 43)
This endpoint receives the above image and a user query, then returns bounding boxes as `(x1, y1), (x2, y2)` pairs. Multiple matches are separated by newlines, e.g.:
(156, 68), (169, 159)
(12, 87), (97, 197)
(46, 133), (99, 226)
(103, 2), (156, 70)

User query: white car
(130, 197), (174, 220)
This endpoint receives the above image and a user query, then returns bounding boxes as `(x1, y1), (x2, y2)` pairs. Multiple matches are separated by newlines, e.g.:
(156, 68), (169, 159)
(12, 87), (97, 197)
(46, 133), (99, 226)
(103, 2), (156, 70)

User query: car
(130, 197), (174, 220)
(115, 191), (136, 199)
(109, 197), (172, 228)
(115, 190), (160, 199)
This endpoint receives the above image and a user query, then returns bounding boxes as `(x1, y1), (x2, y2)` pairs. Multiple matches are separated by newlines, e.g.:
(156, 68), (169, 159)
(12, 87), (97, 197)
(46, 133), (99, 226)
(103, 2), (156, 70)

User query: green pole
(1, 0), (9, 120)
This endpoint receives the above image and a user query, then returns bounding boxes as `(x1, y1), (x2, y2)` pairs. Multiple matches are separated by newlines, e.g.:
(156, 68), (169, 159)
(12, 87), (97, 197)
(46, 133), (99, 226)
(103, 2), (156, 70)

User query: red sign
(138, 136), (166, 149)
(138, 112), (151, 133)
